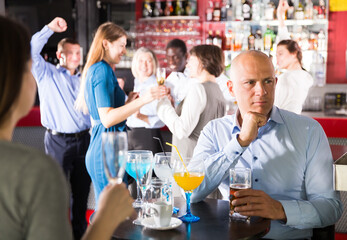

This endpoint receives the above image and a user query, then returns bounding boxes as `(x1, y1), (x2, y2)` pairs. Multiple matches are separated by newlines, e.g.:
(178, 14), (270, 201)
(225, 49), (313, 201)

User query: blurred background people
(127, 47), (165, 153)
(274, 0), (314, 114)
(75, 22), (167, 207)
(30, 17), (91, 239)
(157, 45), (226, 159)
(0, 15), (134, 240)
(165, 38), (234, 109)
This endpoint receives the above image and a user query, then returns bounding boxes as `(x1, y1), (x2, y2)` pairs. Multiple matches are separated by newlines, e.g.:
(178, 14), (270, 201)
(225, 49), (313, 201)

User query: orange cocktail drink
(173, 172), (204, 191)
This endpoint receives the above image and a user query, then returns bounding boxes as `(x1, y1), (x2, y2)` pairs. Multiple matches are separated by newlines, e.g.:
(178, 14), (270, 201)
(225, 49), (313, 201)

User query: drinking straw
(166, 142), (189, 174)
(153, 137), (167, 156)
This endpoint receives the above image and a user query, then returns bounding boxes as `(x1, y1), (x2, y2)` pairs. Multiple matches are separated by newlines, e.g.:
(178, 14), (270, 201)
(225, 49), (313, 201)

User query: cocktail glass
(126, 150), (154, 225)
(172, 157), (204, 223)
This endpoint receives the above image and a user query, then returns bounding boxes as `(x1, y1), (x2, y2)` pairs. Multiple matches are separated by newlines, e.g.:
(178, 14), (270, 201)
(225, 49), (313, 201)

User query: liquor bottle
(317, 29), (326, 51)
(185, 0), (197, 16)
(153, 0), (163, 17)
(206, 30), (214, 45)
(206, 0), (214, 21)
(264, 1), (275, 20)
(248, 28), (255, 50)
(234, 0), (243, 21)
(254, 29), (263, 51)
(213, 1), (221, 22)
(143, 0), (153, 18)
(263, 26), (274, 51)
(309, 32), (318, 50)
(224, 29), (233, 50)
(164, 0), (174, 16)
(252, 0), (262, 21)
(304, 0), (314, 19)
(242, 0), (252, 21)
(226, 0), (233, 21)
(175, 0), (184, 16)
(220, 0), (227, 21)
(318, 0), (326, 19)
(286, 0), (295, 20)
(295, 0), (305, 20)
(213, 30), (223, 48)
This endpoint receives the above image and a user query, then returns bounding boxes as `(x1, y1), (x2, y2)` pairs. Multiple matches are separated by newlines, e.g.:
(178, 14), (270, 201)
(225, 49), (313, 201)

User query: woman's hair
(131, 47), (158, 79)
(277, 39), (303, 66)
(0, 16), (31, 126)
(189, 45), (224, 77)
(75, 22), (127, 114)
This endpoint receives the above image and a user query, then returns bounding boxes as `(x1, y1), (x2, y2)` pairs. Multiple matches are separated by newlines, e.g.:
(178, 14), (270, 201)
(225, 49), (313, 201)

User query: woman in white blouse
(127, 47), (165, 153)
(157, 45), (226, 158)
(274, 0), (314, 114)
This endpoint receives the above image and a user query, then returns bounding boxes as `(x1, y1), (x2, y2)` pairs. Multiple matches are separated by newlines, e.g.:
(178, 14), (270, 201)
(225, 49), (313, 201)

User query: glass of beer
(156, 67), (166, 85)
(229, 167), (251, 220)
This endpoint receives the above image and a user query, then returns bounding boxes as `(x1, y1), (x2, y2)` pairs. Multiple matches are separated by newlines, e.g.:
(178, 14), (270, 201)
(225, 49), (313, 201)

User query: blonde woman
(127, 47), (165, 153)
(75, 22), (167, 206)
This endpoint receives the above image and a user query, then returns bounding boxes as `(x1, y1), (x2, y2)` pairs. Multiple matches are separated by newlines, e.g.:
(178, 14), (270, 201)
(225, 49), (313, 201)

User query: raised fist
(47, 17), (67, 33)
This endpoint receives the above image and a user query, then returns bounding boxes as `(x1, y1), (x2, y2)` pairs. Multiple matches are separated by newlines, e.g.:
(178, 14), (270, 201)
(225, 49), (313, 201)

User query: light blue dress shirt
(126, 75), (164, 129)
(31, 25), (90, 133)
(190, 107), (343, 239)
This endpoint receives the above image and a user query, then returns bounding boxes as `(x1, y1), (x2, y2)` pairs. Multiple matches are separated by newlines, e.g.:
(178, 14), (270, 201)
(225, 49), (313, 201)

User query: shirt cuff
(222, 134), (247, 161)
(279, 200), (301, 226)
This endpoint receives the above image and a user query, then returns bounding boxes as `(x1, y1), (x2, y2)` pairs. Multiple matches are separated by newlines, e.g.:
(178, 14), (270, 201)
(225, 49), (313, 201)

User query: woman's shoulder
(89, 61), (112, 74)
(0, 141), (61, 173)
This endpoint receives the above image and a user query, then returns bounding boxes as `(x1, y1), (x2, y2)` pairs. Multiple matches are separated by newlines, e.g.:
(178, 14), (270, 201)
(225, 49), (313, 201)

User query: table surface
(112, 198), (271, 240)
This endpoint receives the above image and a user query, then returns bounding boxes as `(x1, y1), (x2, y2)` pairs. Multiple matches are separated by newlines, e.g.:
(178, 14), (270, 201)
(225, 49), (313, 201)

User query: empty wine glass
(172, 157), (204, 223)
(102, 132), (127, 185)
(154, 152), (179, 214)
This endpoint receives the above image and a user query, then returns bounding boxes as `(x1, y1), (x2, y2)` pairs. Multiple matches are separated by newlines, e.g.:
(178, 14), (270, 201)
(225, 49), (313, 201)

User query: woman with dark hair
(157, 44), (226, 158)
(274, 0), (314, 114)
(0, 16), (134, 240)
(75, 22), (167, 205)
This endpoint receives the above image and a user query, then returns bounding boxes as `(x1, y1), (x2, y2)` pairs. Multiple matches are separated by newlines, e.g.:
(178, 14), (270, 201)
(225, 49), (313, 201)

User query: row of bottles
(143, 0), (197, 18)
(205, 0), (326, 22)
(205, 25), (326, 52)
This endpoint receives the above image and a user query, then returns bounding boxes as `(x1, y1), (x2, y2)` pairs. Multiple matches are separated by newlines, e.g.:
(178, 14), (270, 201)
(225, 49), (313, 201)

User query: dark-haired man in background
(31, 17), (91, 240)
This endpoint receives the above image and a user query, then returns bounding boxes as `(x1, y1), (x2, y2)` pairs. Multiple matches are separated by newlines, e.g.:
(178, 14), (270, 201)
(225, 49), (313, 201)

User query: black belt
(47, 129), (90, 138)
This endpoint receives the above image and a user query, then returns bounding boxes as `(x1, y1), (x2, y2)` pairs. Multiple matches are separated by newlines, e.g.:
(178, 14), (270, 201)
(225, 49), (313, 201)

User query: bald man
(190, 51), (342, 239)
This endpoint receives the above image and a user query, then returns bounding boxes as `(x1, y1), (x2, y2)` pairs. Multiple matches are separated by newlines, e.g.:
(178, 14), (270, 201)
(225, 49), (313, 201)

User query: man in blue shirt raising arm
(190, 50), (343, 239)
(31, 17), (91, 240)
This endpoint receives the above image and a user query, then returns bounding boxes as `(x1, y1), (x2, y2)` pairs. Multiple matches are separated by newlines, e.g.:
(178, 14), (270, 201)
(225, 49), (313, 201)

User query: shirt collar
(56, 64), (81, 77)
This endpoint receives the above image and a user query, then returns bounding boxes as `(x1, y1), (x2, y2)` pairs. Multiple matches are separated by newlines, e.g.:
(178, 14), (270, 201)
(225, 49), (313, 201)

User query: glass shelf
(223, 19), (328, 27)
(139, 16), (199, 21)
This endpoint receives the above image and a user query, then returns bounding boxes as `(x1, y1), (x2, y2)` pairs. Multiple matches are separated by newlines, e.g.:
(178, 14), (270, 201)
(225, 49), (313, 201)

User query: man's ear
(56, 51), (61, 60)
(227, 80), (235, 97)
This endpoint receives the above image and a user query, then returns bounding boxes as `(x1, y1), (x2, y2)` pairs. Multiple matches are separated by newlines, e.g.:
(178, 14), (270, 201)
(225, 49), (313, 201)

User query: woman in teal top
(75, 22), (167, 206)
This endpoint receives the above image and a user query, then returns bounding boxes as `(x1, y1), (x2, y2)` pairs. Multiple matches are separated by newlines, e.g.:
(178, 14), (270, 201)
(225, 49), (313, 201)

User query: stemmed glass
(126, 150), (154, 225)
(102, 132), (127, 185)
(154, 152), (179, 214)
(172, 157), (204, 223)
(156, 67), (166, 85)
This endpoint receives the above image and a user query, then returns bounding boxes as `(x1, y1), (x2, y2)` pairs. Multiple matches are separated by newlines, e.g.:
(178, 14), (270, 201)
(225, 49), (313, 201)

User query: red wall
(327, 11), (347, 83)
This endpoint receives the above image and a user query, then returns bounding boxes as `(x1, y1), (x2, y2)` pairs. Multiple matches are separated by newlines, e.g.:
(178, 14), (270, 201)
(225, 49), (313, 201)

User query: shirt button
(235, 151), (239, 155)
(253, 156), (258, 160)
(255, 179), (259, 182)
